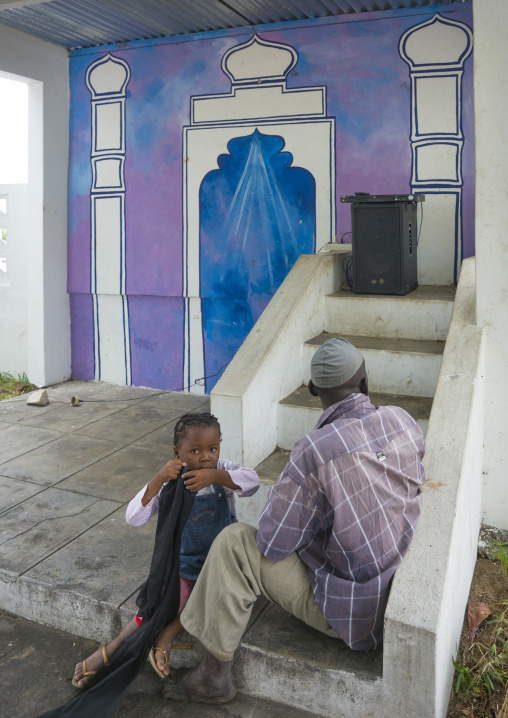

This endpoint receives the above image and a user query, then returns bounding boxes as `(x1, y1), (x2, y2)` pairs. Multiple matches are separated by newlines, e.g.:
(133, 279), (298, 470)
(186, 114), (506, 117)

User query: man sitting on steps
(163, 336), (426, 704)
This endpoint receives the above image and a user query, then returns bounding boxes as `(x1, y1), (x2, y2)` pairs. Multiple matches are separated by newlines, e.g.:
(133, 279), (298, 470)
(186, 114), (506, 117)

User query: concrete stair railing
(212, 254), (484, 718)
(382, 257), (483, 718)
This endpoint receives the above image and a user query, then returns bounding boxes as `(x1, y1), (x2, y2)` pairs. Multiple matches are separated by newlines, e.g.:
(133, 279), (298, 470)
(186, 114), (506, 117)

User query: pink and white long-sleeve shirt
(126, 458), (260, 526)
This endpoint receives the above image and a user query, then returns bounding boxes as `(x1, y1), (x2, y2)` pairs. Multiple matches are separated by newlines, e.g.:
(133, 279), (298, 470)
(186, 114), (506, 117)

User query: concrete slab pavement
(0, 379), (380, 717)
(0, 490), (121, 575)
(0, 380), (210, 641)
(0, 609), (316, 718)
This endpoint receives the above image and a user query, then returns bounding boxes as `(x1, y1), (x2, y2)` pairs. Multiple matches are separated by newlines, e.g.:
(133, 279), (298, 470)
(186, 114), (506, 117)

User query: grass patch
(0, 371), (36, 401)
(453, 600), (508, 712)
(493, 542), (508, 577)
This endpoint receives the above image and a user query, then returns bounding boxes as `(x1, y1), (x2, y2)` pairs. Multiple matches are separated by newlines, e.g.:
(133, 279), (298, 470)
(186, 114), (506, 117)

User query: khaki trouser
(180, 522), (339, 661)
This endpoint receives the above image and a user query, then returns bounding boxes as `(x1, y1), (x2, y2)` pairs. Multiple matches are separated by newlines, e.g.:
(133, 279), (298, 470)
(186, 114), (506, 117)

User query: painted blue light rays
(201, 129), (315, 298)
(200, 129), (316, 391)
(217, 130), (301, 291)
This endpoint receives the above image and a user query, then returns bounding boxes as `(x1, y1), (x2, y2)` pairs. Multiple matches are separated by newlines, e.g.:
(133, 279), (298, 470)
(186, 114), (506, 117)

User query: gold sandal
(72, 644), (108, 688)
(149, 646), (168, 679)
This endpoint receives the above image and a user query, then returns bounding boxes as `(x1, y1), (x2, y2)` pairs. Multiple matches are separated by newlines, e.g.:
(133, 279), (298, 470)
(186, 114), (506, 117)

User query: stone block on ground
(26, 389), (49, 406)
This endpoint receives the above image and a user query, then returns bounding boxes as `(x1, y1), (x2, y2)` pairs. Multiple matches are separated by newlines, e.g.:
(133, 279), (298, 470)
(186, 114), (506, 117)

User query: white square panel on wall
(415, 142), (459, 183)
(92, 195), (123, 295)
(415, 75), (459, 135)
(94, 101), (123, 152)
(93, 157), (124, 191)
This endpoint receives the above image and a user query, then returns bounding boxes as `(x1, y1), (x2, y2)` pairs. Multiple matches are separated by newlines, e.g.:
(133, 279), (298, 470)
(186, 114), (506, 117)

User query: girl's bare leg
(154, 616), (184, 676)
(73, 616), (140, 688)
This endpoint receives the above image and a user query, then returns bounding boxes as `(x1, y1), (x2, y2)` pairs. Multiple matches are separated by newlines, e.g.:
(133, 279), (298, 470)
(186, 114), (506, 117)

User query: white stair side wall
(383, 257), (484, 718)
(474, 0), (508, 532)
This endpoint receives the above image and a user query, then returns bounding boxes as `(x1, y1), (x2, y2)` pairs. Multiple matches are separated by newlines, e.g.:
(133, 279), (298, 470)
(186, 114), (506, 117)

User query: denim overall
(179, 484), (233, 580)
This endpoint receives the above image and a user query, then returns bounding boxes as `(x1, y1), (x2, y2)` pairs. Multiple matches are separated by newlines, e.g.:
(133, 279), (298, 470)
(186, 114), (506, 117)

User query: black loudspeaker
(351, 202), (418, 295)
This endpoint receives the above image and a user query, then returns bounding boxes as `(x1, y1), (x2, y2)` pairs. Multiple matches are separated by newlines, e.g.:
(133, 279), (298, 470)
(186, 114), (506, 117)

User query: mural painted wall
(68, 4), (474, 393)
(199, 129), (316, 392)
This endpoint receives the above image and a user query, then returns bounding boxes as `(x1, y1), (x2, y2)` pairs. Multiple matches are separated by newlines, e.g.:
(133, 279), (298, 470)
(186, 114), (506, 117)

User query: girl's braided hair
(173, 412), (221, 446)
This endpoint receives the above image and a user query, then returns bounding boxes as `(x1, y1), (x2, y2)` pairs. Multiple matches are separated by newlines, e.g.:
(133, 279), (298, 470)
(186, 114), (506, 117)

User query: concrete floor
(0, 609), (316, 718)
(0, 380), (211, 639)
(0, 380), (382, 717)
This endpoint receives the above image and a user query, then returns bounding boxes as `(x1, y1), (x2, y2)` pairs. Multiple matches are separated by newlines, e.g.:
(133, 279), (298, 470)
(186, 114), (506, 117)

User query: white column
(474, 0), (508, 530)
(0, 25), (69, 388)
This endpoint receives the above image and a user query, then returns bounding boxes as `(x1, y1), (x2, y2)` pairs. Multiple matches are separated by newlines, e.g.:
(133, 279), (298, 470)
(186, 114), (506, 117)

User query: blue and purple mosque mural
(200, 130), (315, 392)
(67, 4), (474, 393)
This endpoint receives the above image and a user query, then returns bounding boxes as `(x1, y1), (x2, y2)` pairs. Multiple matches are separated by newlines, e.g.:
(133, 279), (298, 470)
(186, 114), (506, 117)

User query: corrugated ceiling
(0, 0), (469, 50)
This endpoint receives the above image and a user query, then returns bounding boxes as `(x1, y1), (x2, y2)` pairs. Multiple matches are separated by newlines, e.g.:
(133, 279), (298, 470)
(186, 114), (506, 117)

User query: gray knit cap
(310, 337), (364, 389)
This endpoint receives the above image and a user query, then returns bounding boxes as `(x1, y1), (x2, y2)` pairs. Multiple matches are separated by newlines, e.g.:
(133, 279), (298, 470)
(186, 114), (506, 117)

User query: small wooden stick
(171, 644), (194, 650)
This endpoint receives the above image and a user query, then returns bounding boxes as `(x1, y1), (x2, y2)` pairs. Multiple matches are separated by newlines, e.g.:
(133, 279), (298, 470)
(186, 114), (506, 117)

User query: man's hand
(182, 468), (218, 493)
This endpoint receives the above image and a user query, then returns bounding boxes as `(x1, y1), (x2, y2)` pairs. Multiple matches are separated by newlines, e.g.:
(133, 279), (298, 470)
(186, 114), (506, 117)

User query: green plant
(454, 600), (508, 701)
(453, 654), (476, 698)
(492, 541), (508, 576)
(0, 371), (35, 400)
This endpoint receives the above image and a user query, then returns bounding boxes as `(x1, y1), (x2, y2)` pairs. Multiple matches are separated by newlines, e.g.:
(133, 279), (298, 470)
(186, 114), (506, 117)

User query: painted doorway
(200, 129), (316, 392)
(183, 34), (335, 393)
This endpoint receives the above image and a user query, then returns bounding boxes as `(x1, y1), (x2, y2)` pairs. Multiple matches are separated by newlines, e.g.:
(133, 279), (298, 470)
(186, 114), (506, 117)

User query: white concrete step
(325, 285), (455, 341)
(277, 386), (432, 451)
(236, 601), (382, 718)
(303, 333), (445, 397)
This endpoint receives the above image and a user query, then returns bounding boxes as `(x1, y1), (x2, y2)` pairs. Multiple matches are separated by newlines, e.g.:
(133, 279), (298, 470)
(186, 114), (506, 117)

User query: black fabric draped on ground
(38, 469), (195, 718)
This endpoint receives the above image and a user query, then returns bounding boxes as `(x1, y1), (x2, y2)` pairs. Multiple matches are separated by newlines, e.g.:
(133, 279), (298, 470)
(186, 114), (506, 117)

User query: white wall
(0, 184), (28, 375)
(0, 24), (70, 386)
(474, 0), (508, 531)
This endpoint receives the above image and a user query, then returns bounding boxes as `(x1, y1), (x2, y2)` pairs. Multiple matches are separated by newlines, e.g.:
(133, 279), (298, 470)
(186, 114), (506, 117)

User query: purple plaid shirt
(257, 393), (425, 651)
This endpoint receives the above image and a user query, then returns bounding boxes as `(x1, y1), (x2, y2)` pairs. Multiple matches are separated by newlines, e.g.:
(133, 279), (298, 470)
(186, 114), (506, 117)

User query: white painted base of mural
(93, 293), (131, 385)
(183, 297), (205, 394)
(417, 191), (460, 285)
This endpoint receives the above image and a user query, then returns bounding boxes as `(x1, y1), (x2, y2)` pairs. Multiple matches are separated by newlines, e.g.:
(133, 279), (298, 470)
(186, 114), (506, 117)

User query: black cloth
(38, 469), (195, 718)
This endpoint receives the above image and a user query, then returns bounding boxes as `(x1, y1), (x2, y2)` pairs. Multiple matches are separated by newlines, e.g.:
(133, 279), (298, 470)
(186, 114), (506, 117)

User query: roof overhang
(0, 0), (470, 51)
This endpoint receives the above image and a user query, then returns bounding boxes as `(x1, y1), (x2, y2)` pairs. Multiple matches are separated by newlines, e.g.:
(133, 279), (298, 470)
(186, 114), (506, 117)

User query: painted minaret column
(86, 53), (132, 384)
(399, 14), (473, 285)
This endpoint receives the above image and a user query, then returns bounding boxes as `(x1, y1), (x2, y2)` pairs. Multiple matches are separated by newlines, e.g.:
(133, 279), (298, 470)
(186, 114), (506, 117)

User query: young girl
(72, 412), (260, 687)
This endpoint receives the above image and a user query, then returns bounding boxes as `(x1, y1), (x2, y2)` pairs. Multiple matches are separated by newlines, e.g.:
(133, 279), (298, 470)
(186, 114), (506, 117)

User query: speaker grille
(353, 206), (401, 292)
